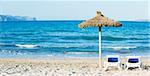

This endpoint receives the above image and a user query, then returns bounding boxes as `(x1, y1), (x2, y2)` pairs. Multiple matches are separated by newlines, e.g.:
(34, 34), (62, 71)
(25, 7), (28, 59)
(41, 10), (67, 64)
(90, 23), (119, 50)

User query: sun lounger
(125, 56), (142, 70)
(104, 55), (121, 71)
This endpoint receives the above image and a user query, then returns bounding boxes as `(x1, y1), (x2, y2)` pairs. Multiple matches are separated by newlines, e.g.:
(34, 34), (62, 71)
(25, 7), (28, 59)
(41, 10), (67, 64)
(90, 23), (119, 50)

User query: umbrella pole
(99, 27), (102, 69)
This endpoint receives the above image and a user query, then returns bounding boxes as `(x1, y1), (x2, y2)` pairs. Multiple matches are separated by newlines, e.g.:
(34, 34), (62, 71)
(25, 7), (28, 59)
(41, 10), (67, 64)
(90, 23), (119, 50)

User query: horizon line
(0, 19), (150, 22)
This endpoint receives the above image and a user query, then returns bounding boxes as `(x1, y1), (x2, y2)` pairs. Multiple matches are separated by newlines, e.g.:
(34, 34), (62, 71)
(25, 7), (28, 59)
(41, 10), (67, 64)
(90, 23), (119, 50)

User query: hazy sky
(0, 0), (149, 20)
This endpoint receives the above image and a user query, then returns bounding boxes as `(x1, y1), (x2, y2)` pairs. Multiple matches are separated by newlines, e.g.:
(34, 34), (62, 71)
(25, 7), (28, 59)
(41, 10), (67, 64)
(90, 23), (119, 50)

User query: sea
(0, 21), (150, 58)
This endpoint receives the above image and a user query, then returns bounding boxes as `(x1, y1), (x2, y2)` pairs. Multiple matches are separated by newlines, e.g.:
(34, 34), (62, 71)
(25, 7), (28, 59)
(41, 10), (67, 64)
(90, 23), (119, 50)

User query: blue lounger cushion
(128, 58), (139, 63)
(108, 58), (118, 62)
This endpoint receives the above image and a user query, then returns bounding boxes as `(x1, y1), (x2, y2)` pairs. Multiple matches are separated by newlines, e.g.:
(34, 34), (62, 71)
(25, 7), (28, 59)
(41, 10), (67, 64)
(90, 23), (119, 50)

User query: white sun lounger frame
(125, 56), (142, 70)
(104, 55), (121, 71)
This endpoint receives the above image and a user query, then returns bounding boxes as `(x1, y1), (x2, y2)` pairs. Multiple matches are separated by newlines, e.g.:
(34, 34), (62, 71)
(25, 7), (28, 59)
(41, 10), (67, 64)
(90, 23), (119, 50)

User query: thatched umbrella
(78, 11), (122, 69)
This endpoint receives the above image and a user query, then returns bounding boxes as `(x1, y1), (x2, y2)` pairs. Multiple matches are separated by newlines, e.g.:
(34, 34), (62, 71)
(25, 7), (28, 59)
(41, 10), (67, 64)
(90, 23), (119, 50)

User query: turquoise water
(0, 21), (149, 58)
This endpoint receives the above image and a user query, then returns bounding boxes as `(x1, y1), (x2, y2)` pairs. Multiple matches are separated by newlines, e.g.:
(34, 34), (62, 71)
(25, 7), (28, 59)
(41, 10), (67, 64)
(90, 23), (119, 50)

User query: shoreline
(1, 54), (150, 59)
(0, 56), (149, 64)
(1, 52), (150, 59)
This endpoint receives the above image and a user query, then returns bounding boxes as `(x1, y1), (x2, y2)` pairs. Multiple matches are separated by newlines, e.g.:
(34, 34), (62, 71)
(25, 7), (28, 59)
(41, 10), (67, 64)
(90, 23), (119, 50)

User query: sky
(0, 0), (149, 21)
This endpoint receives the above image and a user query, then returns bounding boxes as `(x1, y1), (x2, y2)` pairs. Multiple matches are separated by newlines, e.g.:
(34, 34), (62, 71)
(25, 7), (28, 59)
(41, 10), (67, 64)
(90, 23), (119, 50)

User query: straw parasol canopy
(78, 10), (122, 70)
(79, 11), (122, 28)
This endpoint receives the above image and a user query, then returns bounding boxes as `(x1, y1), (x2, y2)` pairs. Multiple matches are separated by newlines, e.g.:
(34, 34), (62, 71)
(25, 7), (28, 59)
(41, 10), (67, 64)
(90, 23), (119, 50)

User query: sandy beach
(0, 57), (149, 76)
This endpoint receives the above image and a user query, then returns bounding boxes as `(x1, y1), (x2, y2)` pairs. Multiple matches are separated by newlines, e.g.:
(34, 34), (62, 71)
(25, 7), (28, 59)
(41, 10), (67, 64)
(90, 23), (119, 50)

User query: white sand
(0, 57), (149, 76)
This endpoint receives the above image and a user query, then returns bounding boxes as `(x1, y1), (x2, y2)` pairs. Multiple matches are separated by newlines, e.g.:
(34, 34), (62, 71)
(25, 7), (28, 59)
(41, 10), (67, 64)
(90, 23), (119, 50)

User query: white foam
(105, 46), (137, 50)
(15, 44), (37, 48)
(66, 52), (96, 54)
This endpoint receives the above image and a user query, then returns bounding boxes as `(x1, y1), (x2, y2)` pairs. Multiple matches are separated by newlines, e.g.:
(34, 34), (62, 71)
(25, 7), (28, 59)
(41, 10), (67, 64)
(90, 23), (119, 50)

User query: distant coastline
(0, 15), (36, 21)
